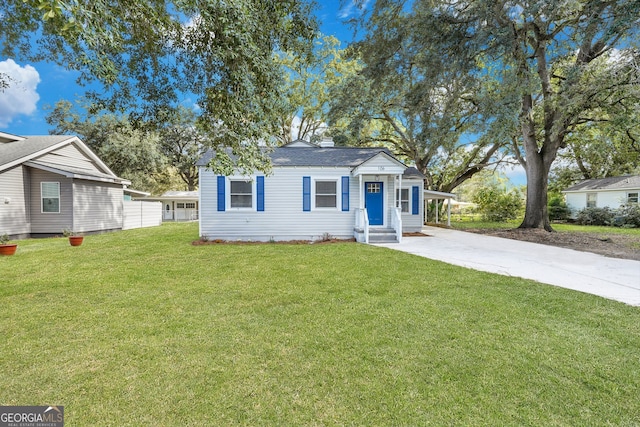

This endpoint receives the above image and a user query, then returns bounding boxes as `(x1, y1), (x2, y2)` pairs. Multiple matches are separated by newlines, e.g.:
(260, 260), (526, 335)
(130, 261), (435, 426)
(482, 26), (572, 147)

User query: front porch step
(368, 228), (398, 243)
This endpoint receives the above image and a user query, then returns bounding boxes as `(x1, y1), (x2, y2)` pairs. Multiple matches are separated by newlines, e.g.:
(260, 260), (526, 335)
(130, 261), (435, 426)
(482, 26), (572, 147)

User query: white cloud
(338, 0), (371, 19)
(0, 59), (40, 128)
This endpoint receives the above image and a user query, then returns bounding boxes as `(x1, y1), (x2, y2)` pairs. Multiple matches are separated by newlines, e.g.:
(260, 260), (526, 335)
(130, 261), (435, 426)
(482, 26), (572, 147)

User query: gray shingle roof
(0, 135), (72, 170)
(197, 146), (397, 168)
(563, 175), (640, 192)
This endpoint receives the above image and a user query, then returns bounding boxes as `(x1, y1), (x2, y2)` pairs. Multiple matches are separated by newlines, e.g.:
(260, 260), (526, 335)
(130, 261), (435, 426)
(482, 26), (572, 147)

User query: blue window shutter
(257, 176), (265, 212)
(341, 176), (349, 211)
(303, 176), (311, 212)
(217, 176), (225, 211)
(412, 186), (419, 215)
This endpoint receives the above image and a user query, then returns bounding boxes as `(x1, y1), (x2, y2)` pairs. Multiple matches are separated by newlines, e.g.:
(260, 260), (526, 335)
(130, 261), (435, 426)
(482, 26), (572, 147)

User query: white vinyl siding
(200, 167), (358, 241)
(40, 143), (104, 171)
(565, 189), (640, 216)
(41, 182), (60, 213)
(72, 180), (123, 232)
(399, 178), (424, 232)
(0, 165), (31, 235)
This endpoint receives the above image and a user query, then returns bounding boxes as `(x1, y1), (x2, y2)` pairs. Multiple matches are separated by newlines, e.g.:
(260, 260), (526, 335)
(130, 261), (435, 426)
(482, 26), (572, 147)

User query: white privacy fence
(123, 201), (162, 230)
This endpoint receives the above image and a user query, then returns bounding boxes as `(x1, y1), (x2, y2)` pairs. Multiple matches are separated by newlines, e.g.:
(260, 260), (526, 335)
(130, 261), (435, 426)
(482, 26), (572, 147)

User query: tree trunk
(519, 151), (553, 231)
(518, 94), (555, 231)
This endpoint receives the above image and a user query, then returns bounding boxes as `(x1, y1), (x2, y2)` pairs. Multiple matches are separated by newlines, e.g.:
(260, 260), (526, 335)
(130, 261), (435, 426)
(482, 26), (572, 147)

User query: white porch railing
(163, 209), (199, 221)
(356, 208), (370, 243)
(391, 207), (402, 243)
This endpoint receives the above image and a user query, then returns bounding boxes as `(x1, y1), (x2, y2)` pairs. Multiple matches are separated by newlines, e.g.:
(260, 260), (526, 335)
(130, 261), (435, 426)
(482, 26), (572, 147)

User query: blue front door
(365, 182), (384, 225)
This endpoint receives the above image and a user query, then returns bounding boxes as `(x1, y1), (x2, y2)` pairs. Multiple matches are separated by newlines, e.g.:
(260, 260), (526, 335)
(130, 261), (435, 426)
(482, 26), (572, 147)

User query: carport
(424, 190), (456, 226)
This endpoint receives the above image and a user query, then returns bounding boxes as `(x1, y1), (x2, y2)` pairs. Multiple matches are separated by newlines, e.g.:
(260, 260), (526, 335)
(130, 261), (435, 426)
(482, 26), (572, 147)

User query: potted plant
(63, 229), (84, 246)
(0, 233), (17, 256)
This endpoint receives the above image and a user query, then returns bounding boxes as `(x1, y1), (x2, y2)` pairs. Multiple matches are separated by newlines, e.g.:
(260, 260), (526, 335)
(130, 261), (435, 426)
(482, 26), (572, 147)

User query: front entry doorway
(365, 182), (384, 225)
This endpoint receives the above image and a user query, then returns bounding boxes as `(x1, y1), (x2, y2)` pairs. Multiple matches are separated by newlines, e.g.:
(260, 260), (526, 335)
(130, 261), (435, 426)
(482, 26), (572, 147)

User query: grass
(451, 217), (640, 235)
(1, 223), (639, 425)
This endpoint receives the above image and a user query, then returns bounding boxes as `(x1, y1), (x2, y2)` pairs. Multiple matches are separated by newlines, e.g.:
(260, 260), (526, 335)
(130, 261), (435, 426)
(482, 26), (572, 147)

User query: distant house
(0, 132), (161, 239)
(563, 175), (640, 214)
(141, 191), (199, 221)
(197, 138), (425, 243)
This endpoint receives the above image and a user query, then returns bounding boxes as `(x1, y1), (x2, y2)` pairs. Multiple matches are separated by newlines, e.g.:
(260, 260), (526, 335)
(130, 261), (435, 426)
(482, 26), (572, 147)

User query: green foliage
(328, 3), (509, 193)
(548, 193), (572, 221)
(45, 100), (169, 193)
(472, 187), (524, 222)
(0, 233), (10, 245)
(158, 106), (209, 191)
(379, 0), (640, 228)
(575, 205), (640, 228)
(1, 0), (318, 174)
(575, 207), (616, 226)
(276, 35), (359, 144)
(614, 204), (640, 228)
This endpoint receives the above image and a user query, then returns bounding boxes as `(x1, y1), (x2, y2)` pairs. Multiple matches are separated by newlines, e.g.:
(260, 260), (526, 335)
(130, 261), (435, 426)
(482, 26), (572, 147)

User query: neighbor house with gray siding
(197, 138), (425, 243)
(0, 132), (161, 239)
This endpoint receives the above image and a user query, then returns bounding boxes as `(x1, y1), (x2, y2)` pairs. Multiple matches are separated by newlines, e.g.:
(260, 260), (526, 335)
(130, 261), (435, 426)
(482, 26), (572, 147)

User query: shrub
(614, 204), (640, 228)
(472, 187), (523, 222)
(575, 207), (616, 226)
(548, 194), (571, 221)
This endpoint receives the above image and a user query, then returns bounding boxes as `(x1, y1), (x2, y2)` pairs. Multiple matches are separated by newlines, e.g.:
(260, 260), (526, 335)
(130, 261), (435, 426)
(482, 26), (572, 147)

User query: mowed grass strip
(1, 223), (639, 425)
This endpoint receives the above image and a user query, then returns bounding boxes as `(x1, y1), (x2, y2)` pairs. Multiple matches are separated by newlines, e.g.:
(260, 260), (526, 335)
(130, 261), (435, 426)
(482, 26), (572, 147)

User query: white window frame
(586, 193), (597, 208)
(313, 178), (339, 210)
(396, 188), (410, 213)
(185, 202), (196, 209)
(41, 182), (60, 214)
(627, 192), (638, 204)
(228, 178), (254, 210)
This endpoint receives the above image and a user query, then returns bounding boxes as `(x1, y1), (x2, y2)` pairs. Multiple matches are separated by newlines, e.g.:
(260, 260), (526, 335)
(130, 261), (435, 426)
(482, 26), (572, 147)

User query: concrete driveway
(373, 226), (640, 306)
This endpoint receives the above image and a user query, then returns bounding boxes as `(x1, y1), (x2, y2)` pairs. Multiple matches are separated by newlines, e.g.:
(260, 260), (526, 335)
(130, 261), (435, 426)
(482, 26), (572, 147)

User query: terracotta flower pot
(0, 244), (18, 256)
(69, 236), (84, 246)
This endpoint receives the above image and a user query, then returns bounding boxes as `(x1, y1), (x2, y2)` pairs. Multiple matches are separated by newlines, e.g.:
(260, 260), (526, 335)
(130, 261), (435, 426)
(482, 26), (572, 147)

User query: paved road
(374, 226), (640, 306)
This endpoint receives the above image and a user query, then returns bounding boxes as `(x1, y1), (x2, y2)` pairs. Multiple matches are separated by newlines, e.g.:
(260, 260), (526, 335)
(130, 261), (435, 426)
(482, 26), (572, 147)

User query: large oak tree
(1, 0), (317, 174)
(419, 0), (639, 229)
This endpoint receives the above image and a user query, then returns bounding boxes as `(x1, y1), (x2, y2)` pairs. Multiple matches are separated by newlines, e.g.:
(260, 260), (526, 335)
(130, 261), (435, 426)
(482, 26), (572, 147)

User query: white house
(563, 175), (640, 214)
(141, 190), (199, 221)
(197, 139), (425, 243)
(0, 132), (161, 238)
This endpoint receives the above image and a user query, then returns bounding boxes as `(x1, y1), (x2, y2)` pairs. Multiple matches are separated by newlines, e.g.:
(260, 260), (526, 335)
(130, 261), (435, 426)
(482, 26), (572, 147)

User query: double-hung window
(230, 180), (253, 208)
(41, 182), (60, 213)
(627, 192), (638, 204)
(396, 188), (409, 213)
(586, 193), (597, 208)
(315, 180), (337, 208)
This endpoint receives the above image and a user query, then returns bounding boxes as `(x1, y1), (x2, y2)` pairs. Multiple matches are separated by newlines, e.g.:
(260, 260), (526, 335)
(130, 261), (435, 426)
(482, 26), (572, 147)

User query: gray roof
(0, 135), (73, 169)
(403, 166), (425, 178)
(563, 175), (640, 192)
(26, 160), (130, 184)
(197, 146), (398, 168)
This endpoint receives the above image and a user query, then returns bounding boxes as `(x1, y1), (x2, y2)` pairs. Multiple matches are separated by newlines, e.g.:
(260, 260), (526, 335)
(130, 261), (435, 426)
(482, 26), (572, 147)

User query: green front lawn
(2, 223), (639, 425)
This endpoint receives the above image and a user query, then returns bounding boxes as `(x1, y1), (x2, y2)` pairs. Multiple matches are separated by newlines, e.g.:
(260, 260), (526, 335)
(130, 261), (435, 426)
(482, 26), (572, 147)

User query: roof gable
(0, 134), (119, 179)
(351, 151), (407, 176)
